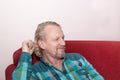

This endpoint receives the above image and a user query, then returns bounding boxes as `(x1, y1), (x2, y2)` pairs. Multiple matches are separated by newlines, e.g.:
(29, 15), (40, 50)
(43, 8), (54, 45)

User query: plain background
(0, 0), (120, 80)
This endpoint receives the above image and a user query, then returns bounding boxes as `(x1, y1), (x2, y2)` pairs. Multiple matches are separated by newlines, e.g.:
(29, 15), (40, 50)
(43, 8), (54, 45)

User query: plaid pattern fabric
(12, 52), (104, 80)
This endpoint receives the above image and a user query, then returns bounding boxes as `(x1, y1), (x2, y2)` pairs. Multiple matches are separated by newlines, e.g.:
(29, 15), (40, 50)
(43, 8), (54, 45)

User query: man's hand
(22, 40), (35, 55)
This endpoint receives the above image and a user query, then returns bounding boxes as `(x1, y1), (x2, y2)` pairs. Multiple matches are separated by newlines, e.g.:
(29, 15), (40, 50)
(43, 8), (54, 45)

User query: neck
(44, 55), (63, 70)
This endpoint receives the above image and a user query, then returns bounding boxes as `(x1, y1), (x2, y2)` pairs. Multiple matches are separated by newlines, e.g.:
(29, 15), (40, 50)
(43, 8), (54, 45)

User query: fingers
(22, 40), (35, 55)
(27, 40), (34, 49)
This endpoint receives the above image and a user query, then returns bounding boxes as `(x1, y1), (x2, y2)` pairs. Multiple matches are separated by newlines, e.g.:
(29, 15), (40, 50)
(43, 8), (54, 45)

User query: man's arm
(12, 52), (32, 80)
(79, 56), (104, 80)
(12, 40), (37, 80)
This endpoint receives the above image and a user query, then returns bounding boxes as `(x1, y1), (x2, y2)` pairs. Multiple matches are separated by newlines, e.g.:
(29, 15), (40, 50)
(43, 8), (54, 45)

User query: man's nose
(60, 39), (65, 45)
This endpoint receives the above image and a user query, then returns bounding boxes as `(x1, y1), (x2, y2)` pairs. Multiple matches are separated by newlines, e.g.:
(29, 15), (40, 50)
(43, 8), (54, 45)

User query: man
(12, 21), (104, 80)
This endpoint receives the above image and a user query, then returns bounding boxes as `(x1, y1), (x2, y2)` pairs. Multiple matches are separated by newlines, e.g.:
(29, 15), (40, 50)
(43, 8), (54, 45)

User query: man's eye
(56, 38), (59, 41)
(62, 36), (64, 40)
(54, 38), (59, 41)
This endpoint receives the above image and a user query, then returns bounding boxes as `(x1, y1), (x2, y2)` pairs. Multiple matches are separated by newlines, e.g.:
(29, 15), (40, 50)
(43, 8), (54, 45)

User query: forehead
(44, 25), (64, 37)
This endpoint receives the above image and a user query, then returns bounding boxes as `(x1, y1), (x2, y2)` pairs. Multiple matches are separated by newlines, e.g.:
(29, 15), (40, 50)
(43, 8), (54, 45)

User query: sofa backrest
(12, 40), (120, 80)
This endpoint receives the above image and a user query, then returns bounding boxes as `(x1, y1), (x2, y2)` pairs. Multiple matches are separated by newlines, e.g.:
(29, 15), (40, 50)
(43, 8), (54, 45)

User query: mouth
(58, 46), (66, 50)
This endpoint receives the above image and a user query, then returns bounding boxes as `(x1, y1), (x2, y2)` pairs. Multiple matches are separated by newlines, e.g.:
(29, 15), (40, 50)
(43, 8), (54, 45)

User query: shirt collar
(39, 54), (68, 65)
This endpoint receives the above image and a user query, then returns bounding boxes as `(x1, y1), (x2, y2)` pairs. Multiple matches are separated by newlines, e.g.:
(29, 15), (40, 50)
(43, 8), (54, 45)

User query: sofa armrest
(5, 64), (16, 80)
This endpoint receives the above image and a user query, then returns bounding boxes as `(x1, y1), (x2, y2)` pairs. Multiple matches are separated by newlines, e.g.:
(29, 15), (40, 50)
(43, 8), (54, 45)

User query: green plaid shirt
(12, 52), (104, 80)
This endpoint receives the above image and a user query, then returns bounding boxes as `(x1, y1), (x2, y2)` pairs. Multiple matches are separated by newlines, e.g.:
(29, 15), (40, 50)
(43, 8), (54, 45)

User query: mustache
(58, 46), (66, 49)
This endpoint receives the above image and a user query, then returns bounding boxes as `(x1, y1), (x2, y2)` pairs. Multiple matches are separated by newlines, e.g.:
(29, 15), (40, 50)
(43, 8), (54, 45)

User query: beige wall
(0, 0), (120, 80)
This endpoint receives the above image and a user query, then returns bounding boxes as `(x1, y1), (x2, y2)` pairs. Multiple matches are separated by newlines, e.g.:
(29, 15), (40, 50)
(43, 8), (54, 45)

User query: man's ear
(38, 40), (45, 49)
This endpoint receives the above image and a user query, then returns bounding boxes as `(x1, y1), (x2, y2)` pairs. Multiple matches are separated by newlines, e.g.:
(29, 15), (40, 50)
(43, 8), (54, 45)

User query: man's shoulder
(65, 53), (84, 60)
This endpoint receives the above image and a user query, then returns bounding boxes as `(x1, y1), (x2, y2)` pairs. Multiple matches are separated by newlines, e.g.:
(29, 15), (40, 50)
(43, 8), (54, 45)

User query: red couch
(5, 40), (120, 80)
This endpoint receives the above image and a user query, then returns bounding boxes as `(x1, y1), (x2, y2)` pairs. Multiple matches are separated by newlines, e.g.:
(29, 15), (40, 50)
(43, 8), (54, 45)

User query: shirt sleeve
(12, 52), (37, 80)
(79, 56), (104, 80)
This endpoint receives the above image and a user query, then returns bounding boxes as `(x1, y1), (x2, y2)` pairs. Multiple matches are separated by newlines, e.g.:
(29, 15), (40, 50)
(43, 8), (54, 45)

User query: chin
(56, 53), (65, 59)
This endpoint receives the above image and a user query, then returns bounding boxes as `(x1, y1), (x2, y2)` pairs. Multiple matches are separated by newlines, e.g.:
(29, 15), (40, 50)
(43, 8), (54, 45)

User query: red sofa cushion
(5, 40), (120, 80)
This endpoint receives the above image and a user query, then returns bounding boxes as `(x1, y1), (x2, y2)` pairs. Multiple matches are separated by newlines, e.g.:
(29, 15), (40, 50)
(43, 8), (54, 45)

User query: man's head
(34, 21), (65, 59)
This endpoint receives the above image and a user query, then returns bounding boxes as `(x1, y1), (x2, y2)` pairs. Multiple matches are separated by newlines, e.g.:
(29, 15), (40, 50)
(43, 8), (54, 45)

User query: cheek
(51, 42), (58, 49)
(48, 44), (57, 51)
(46, 42), (58, 51)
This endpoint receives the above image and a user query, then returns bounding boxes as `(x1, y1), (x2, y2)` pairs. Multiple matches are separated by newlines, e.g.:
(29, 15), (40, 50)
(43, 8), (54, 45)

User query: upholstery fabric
(5, 40), (120, 80)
